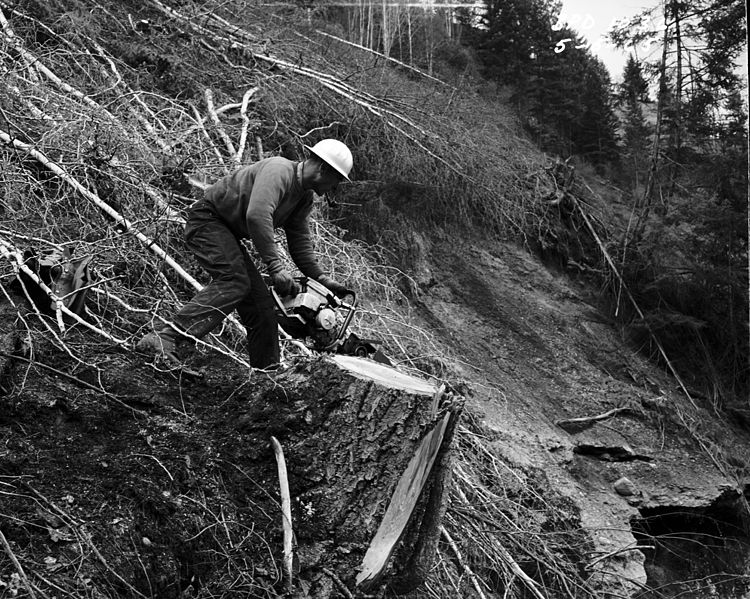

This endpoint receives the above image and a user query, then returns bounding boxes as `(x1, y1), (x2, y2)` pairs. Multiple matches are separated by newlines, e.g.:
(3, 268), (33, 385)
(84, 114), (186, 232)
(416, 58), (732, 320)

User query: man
(137, 138), (353, 369)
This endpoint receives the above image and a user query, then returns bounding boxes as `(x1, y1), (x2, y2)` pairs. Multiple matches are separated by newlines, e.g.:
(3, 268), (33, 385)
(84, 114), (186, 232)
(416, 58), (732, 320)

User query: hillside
(1, 1), (749, 598)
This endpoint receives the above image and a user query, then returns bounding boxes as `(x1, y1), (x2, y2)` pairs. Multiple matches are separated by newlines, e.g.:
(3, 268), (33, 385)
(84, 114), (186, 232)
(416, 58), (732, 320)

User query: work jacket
(203, 157), (323, 279)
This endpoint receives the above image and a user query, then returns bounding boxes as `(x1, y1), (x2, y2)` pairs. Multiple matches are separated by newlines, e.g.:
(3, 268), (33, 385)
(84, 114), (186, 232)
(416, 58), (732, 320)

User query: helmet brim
(305, 145), (352, 182)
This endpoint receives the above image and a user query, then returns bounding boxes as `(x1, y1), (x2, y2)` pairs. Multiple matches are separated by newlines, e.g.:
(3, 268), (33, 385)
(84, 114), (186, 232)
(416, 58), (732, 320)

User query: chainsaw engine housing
(272, 278), (354, 351)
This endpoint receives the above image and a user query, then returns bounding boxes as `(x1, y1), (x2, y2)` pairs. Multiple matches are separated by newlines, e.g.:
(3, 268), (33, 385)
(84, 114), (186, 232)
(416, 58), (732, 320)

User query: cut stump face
(328, 354), (439, 395)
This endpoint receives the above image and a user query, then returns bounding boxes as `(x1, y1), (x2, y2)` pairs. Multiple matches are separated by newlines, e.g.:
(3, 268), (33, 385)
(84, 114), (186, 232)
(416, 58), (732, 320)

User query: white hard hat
(305, 139), (353, 181)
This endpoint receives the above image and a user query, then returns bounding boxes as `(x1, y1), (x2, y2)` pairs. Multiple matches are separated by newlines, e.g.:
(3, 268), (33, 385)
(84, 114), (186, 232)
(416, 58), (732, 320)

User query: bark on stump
(258, 354), (462, 596)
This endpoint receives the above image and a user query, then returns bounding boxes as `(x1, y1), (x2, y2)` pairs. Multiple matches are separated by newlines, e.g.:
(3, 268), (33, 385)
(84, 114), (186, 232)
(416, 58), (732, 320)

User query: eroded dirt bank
(408, 236), (750, 597)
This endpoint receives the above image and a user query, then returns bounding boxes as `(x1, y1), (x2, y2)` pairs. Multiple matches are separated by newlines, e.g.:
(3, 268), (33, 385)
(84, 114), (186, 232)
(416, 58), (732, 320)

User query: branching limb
(191, 104), (227, 173)
(321, 568), (355, 599)
(91, 42), (168, 132)
(439, 526), (489, 599)
(0, 235), (129, 344)
(314, 29), (451, 88)
(236, 87), (258, 164)
(12, 42), (114, 119)
(0, 351), (149, 416)
(205, 88), (237, 158)
(90, 42), (171, 152)
(19, 482), (147, 596)
(0, 9), (39, 83)
(0, 129), (203, 295)
(569, 194), (698, 409)
(163, 101), (243, 152)
(1, 276), (85, 365)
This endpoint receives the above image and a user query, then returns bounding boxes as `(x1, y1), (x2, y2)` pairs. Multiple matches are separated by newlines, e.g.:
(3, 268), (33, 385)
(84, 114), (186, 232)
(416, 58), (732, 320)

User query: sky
(557, 1), (658, 81)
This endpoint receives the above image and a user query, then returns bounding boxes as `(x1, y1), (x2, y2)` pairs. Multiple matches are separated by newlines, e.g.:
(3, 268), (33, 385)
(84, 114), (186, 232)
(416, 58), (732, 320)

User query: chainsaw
(269, 277), (390, 363)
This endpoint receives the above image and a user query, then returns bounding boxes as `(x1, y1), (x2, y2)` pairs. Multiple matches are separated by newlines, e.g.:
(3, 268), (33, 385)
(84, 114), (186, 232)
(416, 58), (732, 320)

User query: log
(236, 87), (258, 164)
(249, 355), (463, 596)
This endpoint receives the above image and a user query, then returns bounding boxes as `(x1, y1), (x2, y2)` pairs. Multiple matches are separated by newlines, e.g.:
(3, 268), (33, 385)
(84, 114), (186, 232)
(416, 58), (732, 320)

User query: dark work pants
(167, 202), (279, 369)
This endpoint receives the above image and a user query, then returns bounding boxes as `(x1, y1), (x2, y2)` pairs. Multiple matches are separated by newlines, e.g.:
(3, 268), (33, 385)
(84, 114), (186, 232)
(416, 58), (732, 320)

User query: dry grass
(427, 415), (601, 599)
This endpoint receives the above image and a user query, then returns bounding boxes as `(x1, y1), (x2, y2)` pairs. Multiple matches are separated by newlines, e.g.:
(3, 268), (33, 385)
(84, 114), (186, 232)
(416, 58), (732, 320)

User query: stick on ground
(271, 436), (294, 592)
(440, 526), (488, 599)
(0, 529), (38, 599)
(555, 406), (634, 434)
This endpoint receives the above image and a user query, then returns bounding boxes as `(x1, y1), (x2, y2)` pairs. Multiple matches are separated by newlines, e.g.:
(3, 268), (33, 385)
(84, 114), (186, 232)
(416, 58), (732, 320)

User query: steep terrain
(3, 230), (749, 599)
(407, 235), (750, 597)
(1, 1), (749, 598)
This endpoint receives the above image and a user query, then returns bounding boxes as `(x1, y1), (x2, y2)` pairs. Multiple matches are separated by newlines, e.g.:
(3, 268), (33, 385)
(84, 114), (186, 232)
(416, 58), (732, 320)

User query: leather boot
(136, 325), (180, 364)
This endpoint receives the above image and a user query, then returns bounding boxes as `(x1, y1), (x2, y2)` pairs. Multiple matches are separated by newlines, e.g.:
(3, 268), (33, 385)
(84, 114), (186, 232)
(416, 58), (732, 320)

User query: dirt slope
(410, 235), (750, 597)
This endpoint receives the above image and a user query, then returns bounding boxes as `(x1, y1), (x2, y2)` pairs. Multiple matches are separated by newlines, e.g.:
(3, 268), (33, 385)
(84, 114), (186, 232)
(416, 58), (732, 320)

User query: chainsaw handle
(333, 289), (356, 306)
(265, 274), (302, 299)
(317, 291), (357, 352)
(325, 293), (356, 350)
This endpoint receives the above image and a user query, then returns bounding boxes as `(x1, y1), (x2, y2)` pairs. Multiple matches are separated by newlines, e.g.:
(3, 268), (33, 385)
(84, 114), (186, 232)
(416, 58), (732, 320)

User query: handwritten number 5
(554, 38), (572, 53)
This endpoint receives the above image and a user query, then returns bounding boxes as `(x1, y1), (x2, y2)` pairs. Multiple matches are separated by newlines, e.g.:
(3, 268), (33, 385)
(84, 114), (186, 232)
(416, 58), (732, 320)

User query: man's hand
(271, 270), (299, 297)
(317, 275), (353, 299)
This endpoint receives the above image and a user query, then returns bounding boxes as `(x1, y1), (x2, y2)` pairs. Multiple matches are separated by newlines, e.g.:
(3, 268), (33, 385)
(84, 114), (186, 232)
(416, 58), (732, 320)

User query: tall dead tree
(668, 0), (683, 200)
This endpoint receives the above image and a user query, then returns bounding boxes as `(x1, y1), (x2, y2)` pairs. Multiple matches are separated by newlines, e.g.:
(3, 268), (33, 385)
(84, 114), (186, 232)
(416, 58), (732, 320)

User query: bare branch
(205, 88), (237, 158)
(236, 86), (259, 164)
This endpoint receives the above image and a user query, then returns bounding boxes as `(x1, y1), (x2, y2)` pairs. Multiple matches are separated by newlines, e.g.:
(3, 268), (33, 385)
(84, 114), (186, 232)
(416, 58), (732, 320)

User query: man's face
(312, 161), (344, 195)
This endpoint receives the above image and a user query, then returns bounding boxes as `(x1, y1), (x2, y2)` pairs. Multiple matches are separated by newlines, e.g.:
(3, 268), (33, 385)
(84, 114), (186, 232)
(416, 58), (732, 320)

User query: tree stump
(252, 354), (463, 596)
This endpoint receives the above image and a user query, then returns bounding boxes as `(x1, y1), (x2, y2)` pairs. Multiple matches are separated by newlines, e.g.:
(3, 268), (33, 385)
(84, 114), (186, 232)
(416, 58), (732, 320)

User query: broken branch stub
(256, 356), (462, 595)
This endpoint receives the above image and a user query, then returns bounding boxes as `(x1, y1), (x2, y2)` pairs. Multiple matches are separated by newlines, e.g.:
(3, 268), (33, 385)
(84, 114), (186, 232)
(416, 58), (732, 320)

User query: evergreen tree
(473, 0), (618, 162)
(619, 54), (650, 104)
(677, 88), (748, 399)
(477, 0), (560, 86)
(617, 55), (653, 192)
(620, 94), (652, 192)
(610, 0), (747, 208)
(575, 57), (619, 162)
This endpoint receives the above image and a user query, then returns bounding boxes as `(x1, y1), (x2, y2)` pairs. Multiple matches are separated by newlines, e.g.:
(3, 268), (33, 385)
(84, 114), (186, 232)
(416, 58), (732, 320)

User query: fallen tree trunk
(246, 355), (463, 597)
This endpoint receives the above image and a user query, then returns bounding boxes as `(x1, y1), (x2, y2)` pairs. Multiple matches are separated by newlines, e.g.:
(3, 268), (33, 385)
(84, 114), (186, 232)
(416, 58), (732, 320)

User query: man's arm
(286, 207), (352, 298)
(284, 211), (324, 280)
